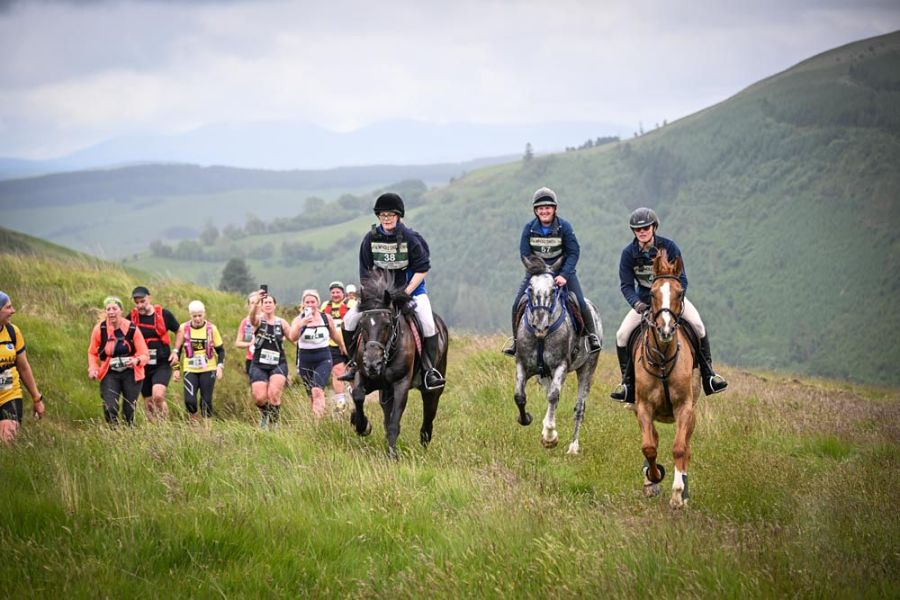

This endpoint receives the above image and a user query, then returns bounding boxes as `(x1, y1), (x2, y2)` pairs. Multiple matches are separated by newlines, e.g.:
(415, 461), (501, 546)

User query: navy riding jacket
(618, 235), (688, 308)
(359, 221), (431, 296)
(519, 216), (580, 280)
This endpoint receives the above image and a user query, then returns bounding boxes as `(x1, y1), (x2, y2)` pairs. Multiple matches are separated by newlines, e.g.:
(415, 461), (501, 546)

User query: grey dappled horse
(513, 255), (602, 454)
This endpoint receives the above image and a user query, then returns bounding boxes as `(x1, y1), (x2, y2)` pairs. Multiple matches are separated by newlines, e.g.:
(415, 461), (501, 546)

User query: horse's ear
(652, 248), (668, 275)
(549, 256), (564, 274)
(383, 289), (392, 306)
(672, 255), (684, 277)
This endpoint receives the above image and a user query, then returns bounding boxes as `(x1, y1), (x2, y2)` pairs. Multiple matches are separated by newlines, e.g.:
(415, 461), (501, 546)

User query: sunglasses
(632, 225), (653, 232)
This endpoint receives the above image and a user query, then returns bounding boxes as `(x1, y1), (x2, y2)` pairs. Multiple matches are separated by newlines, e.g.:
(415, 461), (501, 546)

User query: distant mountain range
(0, 119), (629, 179)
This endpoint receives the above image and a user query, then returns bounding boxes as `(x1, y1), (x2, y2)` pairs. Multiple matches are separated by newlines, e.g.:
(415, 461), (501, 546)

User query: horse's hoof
(566, 441), (580, 455)
(420, 430), (432, 448)
(669, 493), (687, 509)
(363, 421), (372, 437)
(643, 482), (660, 497)
(541, 431), (559, 449)
(387, 447), (399, 461)
(518, 412), (533, 426)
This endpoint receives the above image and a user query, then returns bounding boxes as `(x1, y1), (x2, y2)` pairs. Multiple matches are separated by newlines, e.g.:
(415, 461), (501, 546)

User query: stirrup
(423, 368), (445, 390)
(703, 374), (728, 395)
(586, 334), (602, 354)
(610, 383), (628, 401)
(501, 339), (516, 357)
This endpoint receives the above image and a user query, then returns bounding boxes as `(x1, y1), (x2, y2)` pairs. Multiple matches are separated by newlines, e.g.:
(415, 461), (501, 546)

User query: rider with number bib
(610, 207), (728, 404)
(503, 187), (602, 356)
(338, 192), (445, 390)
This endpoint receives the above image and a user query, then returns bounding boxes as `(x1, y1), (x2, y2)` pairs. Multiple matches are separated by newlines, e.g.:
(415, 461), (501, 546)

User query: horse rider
(610, 207), (728, 404)
(338, 192), (445, 390)
(503, 186), (602, 356)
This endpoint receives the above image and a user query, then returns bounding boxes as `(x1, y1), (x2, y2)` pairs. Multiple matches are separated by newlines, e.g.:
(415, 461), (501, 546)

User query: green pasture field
(1, 246), (898, 597)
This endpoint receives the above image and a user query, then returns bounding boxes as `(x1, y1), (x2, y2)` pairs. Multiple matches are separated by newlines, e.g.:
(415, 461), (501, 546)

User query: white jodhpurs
(615, 297), (705, 347)
(342, 293), (437, 337)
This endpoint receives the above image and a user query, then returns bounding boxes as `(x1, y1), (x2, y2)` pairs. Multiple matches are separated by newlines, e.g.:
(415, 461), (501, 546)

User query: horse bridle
(525, 284), (566, 335)
(640, 274), (684, 379)
(358, 308), (401, 363)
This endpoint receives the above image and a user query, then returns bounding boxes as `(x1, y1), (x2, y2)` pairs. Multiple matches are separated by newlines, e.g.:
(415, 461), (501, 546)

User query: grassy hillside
(1, 235), (898, 597)
(413, 31), (900, 386)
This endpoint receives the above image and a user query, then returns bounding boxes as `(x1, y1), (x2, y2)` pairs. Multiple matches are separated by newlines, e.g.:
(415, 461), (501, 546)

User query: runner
(88, 296), (150, 426)
(321, 281), (350, 410)
(130, 286), (179, 421)
(172, 300), (225, 427)
(290, 289), (347, 418)
(234, 291), (261, 376)
(0, 291), (45, 443)
(345, 284), (358, 309)
(247, 289), (290, 429)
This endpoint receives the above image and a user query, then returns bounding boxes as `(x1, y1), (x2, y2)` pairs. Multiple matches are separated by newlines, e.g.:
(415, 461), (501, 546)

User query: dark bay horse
(346, 270), (449, 459)
(634, 248), (699, 508)
(513, 255), (601, 454)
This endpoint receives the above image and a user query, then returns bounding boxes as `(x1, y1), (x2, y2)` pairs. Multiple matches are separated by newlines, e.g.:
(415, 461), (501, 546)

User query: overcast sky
(1, 0), (898, 160)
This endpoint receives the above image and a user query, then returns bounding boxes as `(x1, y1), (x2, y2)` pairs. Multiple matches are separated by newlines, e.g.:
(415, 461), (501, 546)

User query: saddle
(515, 291), (586, 335)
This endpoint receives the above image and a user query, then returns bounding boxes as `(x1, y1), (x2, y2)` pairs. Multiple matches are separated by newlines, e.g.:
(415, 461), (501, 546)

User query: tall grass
(2, 250), (899, 597)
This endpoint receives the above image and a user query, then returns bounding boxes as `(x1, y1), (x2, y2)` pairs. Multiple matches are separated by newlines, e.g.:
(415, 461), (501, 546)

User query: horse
(346, 270), (449, 459)
(512, 255), (602, 454)
(633, 248), (700, 509)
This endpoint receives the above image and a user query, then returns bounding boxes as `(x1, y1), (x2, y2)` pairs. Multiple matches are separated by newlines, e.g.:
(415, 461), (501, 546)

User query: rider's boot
(422, 335), (446, 390)
(583, 310), (602, 354)
(610, 345), (635, 404)
(698, 335), (728, 395)
(337, 329), (358, 382)
(502, 307), (517, 356)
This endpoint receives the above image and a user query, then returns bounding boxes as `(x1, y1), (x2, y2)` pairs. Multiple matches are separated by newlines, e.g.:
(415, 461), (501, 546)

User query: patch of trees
(565, 136), (620, 152)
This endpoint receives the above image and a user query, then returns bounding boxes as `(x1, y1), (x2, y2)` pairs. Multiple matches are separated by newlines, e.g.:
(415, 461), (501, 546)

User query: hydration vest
(98, 321), (137, 361)
(529, 220), (563, 261)
(183, 321), (215, 360)
(370, 226), (409, 270)
(253, 319), (285, 365)
(130, 305), (171, 345)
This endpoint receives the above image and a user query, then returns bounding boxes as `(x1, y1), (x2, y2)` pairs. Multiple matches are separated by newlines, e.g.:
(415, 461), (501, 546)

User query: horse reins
(639, 274), (685, 404)
(358, 308), (401, 364)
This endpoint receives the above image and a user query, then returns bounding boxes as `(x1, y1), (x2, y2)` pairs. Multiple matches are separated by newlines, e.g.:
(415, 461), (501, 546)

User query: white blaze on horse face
(660, 281), (673, 333)
(369, 317), (376, 327)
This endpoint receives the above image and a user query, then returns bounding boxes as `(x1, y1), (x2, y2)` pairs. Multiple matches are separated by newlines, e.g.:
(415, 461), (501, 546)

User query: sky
(1, 0), (898, 161)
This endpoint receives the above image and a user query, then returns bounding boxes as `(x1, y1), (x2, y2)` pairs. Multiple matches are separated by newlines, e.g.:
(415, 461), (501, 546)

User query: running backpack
(98, 321), (137, 360)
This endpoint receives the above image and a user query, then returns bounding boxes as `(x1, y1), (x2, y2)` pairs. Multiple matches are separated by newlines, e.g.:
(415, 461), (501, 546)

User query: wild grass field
(1, 245), (898, 598)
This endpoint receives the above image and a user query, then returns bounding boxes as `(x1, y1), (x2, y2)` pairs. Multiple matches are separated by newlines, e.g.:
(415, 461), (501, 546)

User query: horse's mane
(359, 269), (415, 315)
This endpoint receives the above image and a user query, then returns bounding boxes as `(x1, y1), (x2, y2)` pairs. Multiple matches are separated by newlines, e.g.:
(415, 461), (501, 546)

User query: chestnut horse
(634, 248), (699, 508)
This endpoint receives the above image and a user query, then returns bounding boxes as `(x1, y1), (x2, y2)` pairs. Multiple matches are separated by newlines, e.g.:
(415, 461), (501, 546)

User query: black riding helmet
(532, 187), (558, 209)
(373, 192), (405, 218)
(629, 207), (659, 230)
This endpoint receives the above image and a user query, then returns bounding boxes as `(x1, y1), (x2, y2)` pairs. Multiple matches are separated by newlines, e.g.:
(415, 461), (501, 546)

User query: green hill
(2, 228), (898, 597)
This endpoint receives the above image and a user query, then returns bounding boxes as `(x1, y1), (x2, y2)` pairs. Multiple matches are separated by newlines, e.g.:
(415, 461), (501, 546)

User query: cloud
(1, 0), (899, 158)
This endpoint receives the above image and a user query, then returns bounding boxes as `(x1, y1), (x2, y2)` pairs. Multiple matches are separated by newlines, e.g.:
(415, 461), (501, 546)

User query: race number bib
(148, 348), (158, 366)
(259, 349), (281, 366)
(0, 373), (12, 391)
(371, 241), (409, 270)
(109, 357), (130, 372)
(187, 355), (208, 370)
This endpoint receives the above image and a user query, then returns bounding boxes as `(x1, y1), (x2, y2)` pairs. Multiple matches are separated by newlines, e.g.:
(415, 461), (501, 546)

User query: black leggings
(100, 370), (142, 425)
(183, 371), (216, 417)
